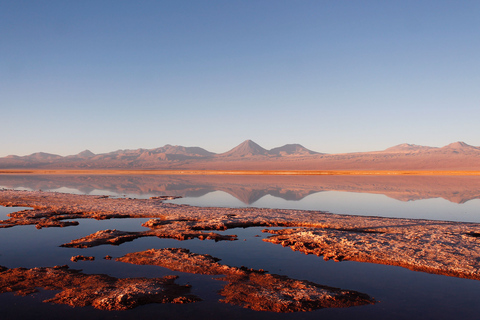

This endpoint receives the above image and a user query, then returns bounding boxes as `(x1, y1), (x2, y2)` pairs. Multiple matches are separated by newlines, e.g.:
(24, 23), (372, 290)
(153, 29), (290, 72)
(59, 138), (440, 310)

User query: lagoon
(1, 174), (480, 319)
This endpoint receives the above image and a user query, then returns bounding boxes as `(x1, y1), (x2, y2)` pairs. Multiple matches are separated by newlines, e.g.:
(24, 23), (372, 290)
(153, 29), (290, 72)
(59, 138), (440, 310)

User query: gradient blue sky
(1, 1), (479, 157)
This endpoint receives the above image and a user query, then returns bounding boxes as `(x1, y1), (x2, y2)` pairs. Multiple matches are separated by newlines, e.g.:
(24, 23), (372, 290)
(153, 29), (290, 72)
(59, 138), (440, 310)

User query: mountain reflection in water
(2, 174), (480, 222)
(2, 175), (480, 203)
(2, 176), (480, 319)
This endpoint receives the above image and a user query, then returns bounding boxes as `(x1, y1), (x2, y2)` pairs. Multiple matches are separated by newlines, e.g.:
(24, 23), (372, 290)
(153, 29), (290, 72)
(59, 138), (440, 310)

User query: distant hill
(150, 145), (215, 157)
(1, 140), (480, 170)
(24, 152), (63, 161)
(383, 143), (436, 153)
(66, 150), (96, 160)
(268, 144), (319, 156)
(440, 142), (480, 153)
(219, 140), (269, 157)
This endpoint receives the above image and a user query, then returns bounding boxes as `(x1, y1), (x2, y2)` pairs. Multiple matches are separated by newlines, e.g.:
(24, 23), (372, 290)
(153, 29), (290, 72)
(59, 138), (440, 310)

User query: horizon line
(2, 169), (480, 176)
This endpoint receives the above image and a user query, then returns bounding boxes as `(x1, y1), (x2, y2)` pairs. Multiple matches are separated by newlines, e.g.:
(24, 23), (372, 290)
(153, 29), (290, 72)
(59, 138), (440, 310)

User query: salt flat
(1, 189), (479, 281)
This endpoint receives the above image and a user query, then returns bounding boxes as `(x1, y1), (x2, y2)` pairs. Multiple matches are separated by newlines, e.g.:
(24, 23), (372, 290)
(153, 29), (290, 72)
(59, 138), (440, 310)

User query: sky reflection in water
(171, 190), (480, 223)
(2, 174), (480, 223)
(2, 176), (480, 319)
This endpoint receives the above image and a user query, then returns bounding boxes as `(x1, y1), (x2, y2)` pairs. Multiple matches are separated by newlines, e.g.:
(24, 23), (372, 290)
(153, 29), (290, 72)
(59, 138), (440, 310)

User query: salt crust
(1, 190), (480, 281)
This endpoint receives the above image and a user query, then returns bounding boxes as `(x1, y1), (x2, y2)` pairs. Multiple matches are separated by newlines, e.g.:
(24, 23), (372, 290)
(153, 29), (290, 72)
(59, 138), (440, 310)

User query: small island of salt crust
(0, 265), (198, 310)
(117, 248), (375, 312)
(70, 255), (95, 262)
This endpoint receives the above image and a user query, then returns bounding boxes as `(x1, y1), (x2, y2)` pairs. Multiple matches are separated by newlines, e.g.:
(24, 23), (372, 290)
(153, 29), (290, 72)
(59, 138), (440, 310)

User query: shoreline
(2, 169), (480, 176)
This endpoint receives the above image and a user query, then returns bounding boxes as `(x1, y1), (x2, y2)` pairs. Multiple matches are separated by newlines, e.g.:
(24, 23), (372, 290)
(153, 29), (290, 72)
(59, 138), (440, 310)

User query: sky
(1, 1), (479, 157)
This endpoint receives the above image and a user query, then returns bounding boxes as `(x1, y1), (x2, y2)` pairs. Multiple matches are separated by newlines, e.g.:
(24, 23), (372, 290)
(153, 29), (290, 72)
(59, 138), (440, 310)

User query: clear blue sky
(1, 1), (479, 156)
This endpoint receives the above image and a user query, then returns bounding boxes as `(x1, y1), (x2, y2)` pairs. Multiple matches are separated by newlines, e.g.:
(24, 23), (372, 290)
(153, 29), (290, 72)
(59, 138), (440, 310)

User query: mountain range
(1, 140), (480, 170)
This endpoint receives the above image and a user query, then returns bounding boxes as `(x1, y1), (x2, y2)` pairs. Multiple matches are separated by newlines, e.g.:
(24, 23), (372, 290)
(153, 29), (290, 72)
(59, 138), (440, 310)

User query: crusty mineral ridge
(263, 225), (480, 280)
(70, 255), (95, 262)
(0, 265), (198, 310)
(1, 190), (480, 280)
(61, 226), (237, 248)
(117, 248), (375, 312)
(61, 229), (149, 248)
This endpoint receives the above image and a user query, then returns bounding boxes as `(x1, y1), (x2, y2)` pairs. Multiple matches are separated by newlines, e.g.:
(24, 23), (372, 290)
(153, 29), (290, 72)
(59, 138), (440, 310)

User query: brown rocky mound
(263, 225), (480, 280)
(0, 265), (198, 310)
(117, 248), (375, 312)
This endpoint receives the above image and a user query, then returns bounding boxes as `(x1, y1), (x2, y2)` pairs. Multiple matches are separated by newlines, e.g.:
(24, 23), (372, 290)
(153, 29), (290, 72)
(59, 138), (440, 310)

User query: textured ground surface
(0, 265), (198, 310)
(1, 189), (480, 281)
(117, 248), (375, 312)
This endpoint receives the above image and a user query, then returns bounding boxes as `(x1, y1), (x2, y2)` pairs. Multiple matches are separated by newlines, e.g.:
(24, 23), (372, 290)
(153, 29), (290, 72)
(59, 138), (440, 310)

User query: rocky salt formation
(117, 248), (375, 312)
(70, 255), (95, 262)
(1, 190), (480, 281)
(61, 225), (236, 248)
(0, 191), (169, 229)
(262, 222), (480, 280)
(62, 229), (149, 248)
(0, 265), (198, 310)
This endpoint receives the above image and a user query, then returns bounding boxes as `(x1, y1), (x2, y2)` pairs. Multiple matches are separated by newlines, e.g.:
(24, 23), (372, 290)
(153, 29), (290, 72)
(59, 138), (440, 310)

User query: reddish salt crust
(61, 225), (236, 249)
(1, 190), (480, 281)
(117, 248), (375, 312)
(0, 265), (198, 310)
(262, 225), (480, 280)
(70, 255), (95, 262)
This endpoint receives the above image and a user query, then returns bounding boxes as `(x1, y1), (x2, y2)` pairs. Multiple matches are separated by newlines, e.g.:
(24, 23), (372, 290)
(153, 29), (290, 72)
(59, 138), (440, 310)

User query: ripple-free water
(2, 176), (480, 319)
(170, 190), (480, 223)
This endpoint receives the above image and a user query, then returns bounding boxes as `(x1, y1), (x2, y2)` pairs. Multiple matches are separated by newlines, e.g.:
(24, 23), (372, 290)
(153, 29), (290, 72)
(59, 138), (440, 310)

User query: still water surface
(1, 175), (480, 319)
(170, 190), (480, 223)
